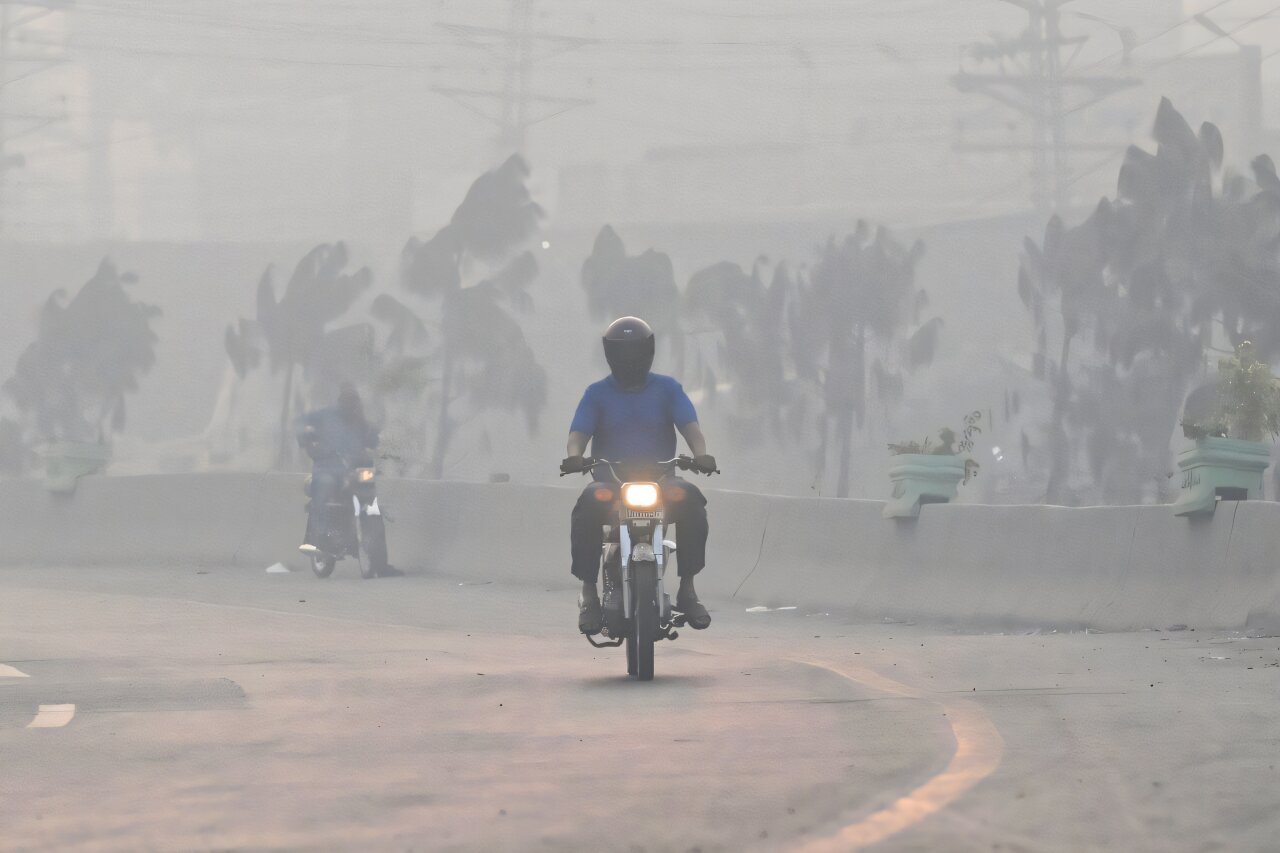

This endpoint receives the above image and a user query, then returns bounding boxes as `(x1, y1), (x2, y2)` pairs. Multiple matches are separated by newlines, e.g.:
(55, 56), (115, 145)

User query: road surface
(2, 564), (1278, 851)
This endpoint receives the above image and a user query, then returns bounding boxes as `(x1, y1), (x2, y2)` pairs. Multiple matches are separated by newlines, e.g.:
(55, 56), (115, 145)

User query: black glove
(692, 454), (718, 475)
(560, 455), (587, 475)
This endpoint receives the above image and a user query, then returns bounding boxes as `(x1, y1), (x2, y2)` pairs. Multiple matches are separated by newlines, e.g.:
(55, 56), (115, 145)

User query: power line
(1145, 2), (1280, 70)
(1073, 0), (1244, 72)
(952, 1), (1139, 216)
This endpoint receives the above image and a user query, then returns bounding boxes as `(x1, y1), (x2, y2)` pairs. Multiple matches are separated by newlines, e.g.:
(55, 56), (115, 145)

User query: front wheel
(630, 561), (658, 681)
(311, 553), (336, 578)
(357, 514), (388, 579)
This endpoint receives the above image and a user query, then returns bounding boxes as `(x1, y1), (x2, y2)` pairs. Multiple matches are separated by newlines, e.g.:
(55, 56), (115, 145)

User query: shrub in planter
(884, 411), (982, 518)
(2, 260), (160, 492)
(1173, 342), (1279, 516)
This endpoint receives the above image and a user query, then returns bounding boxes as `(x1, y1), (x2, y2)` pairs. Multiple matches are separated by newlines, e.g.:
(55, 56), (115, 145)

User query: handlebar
(559, 455), (719, 479)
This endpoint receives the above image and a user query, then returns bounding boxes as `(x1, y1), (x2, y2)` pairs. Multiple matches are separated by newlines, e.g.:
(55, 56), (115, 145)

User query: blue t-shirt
(295, 406), (379, 467)
(569, 373), (698, 463)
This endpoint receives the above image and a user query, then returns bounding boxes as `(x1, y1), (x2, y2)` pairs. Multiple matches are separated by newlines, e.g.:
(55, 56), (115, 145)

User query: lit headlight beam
(622, 483), (659, 509)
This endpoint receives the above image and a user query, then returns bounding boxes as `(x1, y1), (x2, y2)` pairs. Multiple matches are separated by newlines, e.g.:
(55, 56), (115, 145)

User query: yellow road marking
(27, 704), (76, 729)
(0, 664), (30, 677)
(792, 659), (1004, 852)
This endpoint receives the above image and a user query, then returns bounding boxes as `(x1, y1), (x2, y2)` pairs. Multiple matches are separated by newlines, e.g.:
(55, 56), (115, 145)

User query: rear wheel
(357, 514), (387, 579)
(631, 561), (658, 681)
(310, 553), (336, 578)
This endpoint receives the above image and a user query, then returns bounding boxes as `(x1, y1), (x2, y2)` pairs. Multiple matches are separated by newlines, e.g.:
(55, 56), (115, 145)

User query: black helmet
(336, 382), (365, 424)
(603, 316), (655, 388)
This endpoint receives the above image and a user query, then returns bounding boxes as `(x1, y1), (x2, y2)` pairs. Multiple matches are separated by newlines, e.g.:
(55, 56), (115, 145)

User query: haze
(3, 2), (1280, 851)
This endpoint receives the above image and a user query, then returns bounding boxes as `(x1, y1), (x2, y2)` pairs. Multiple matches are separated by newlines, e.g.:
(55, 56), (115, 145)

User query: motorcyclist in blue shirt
(560, 317), (718, 634)
(296, 383), (378, 550)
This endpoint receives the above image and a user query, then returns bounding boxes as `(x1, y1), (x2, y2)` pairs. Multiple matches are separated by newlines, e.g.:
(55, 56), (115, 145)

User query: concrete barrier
(2, 473), (1279, 632)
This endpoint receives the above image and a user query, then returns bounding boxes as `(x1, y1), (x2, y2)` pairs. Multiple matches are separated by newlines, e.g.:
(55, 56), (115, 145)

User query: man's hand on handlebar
(559, 455), (590, 476)
(670, 454), (719, 475)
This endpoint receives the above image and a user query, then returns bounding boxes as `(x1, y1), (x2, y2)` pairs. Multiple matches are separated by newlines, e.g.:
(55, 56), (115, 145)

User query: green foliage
(888, 411), (983, 483)
(388, 155), (548, 478)
(886, 436), (935, 455)
(1203, 341), (1280, 442)
(581, 226), (681, 347)
(684, 259), (794, 445)
(792, 222), (933, 498)
(5, 260), (160, 444)
(1179, 419), (1227, 441)
(255, 243), (373, 391)
(1017, 98), (1258, 504)
(225, 242), (372, 467)
(889, 411), (982, 457)
(676, 221), (936, 497)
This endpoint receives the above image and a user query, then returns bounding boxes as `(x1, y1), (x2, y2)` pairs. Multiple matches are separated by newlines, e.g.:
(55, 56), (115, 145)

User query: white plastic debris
(745, 605), (797, 612)
(266, 562), (291, 574)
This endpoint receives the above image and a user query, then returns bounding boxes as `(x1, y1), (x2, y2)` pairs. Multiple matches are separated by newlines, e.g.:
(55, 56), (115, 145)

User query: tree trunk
(277, 364), (294, 470)
(1044, 334), (1073, 504)
(835, 404), (854, 499)
(833, 328), (867, 500)
(812, 410), (830, 495)
(428, 351), (453, 479)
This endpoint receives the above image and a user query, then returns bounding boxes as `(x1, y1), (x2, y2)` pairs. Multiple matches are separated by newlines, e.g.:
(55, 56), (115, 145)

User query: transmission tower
(952, 0), (1139, 215)
(435, 0), (595, 156)
(0, 0), (70, 238)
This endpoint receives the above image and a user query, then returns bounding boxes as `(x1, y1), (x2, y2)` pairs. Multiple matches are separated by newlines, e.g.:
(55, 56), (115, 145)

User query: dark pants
(571, 477), (708, 583)
(304, 465), (346, 544)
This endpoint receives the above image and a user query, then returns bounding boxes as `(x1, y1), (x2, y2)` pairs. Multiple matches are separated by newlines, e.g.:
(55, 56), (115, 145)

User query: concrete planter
(884, 453), (967, 519)
(44, 441), (110, 494)
(1171, 436), (1270, 517)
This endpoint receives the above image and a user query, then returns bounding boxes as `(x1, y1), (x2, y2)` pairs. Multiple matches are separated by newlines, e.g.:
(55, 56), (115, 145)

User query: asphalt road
(2, 564), (1278, 852)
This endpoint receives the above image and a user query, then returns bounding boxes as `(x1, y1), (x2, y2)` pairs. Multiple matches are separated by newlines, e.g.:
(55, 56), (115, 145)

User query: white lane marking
(27, 704), (76, 729)
(0, 664), (30, 677)
(792, 659), (1005, 852)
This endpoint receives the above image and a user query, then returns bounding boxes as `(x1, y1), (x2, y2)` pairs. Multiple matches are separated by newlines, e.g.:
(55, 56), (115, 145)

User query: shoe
(377, 565), (405, 578)
(298, 543), (319, 555)
(578, 588), (603, 635)
(675, 588), (711, 630)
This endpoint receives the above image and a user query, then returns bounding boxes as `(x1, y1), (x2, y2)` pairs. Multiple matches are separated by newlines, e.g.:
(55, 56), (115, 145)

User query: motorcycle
(302, 462), (388, 579)
(564, 455), (718, 681)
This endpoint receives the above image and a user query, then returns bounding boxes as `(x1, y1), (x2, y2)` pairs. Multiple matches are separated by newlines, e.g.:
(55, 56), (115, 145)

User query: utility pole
(0, 0), (70, 238)
(435, 0), (594, 157)
(952, 0), (1138, 216)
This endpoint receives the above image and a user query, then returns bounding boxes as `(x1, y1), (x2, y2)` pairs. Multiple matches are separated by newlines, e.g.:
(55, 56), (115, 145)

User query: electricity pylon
(952, 0), (1139, 215)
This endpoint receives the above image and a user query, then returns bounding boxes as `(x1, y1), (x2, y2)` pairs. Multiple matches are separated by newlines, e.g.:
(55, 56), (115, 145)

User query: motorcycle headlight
(621, 482), (659, 509)
(355, 467), (376, 483)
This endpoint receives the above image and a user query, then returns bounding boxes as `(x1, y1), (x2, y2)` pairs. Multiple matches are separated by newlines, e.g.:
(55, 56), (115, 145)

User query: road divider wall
(2, 473), (1278, 632)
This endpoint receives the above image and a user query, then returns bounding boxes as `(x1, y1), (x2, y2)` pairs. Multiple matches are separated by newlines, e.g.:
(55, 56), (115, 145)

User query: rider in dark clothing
(560, 317), (718, 634)
(296, 383), (379, 552)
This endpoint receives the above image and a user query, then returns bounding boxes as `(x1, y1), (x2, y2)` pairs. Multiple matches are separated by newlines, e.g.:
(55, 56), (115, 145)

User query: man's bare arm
(566, 431), (591, 458)
(678, 422), (708, 457)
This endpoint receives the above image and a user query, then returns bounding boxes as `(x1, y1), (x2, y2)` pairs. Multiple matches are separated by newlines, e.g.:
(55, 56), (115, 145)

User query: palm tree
(1018, 99), (1228, 503)
(791, 223), (935, 498)
(683, 258), (794, 447)
(225, 242), (372, 468)
(580, 225), (683, 366)
(396, 155), (548, 478)
(5, 259), (160, 445)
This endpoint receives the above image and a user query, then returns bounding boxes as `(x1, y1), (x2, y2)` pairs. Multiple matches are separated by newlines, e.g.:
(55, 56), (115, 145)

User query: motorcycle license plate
(626, 510), (662, 519)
